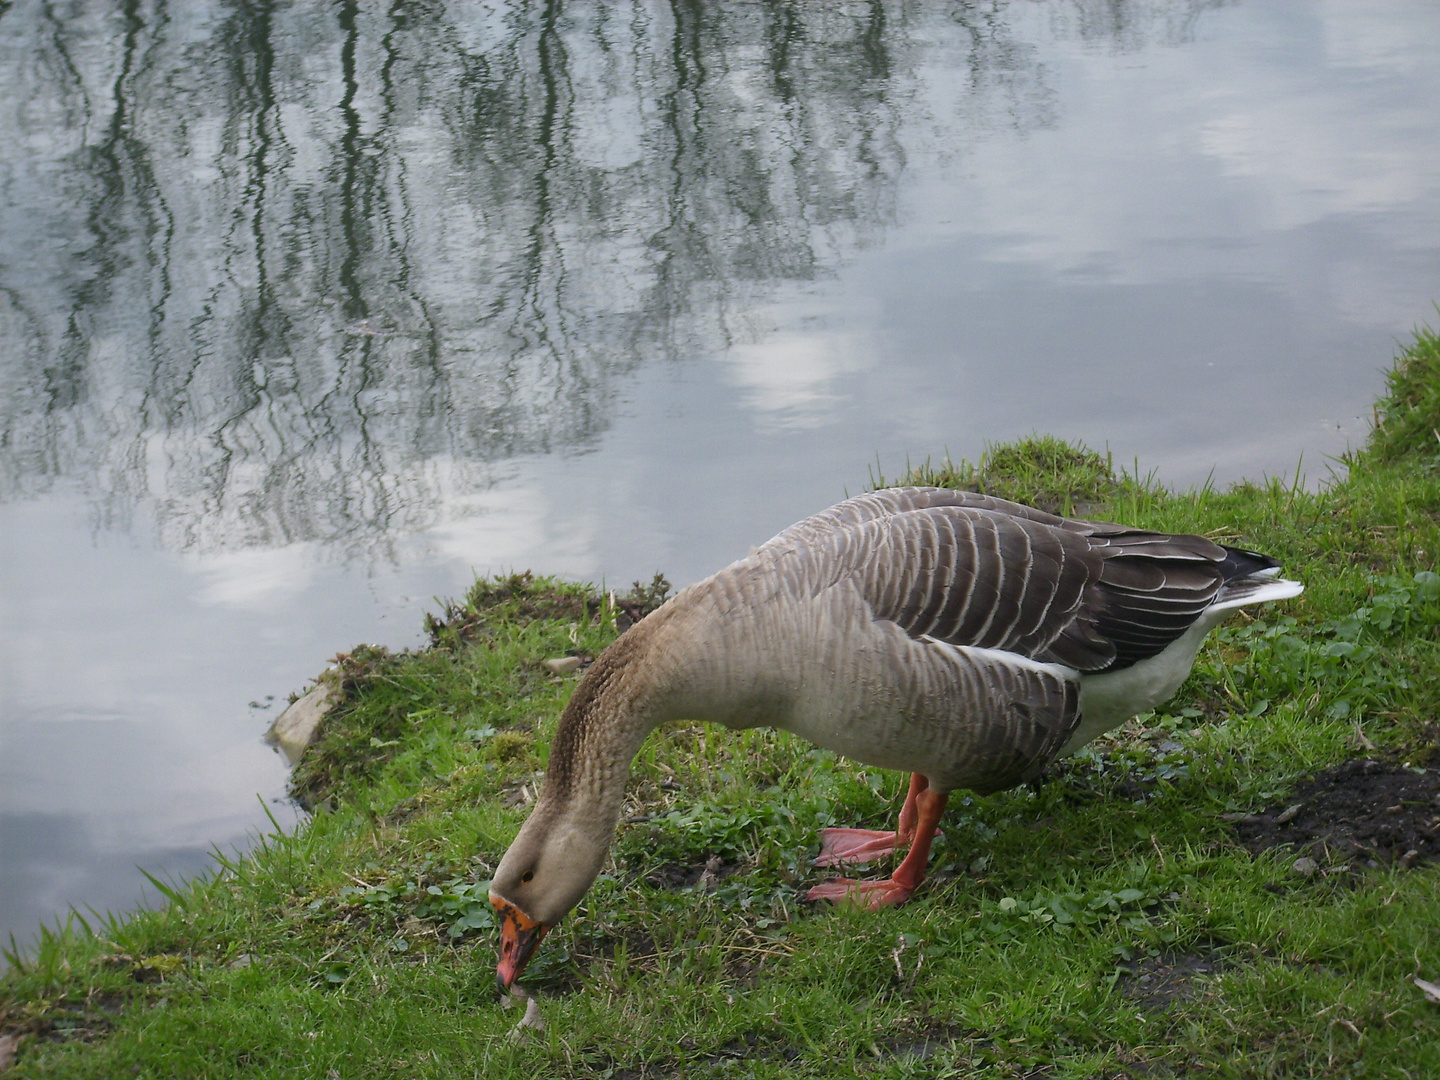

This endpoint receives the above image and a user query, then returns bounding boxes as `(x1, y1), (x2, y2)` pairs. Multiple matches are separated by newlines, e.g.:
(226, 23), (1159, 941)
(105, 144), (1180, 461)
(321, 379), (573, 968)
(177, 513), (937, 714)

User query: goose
(488, 487), (1302, 990)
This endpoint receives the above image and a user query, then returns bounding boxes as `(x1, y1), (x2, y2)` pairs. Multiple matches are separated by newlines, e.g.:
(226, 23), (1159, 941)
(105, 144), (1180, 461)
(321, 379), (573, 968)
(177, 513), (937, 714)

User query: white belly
(1063, 615), (1221, 754)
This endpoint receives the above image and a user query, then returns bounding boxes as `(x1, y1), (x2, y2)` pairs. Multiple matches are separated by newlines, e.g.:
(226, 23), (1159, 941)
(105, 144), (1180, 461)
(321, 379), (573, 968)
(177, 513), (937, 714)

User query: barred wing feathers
(770, 487), (1268, 674)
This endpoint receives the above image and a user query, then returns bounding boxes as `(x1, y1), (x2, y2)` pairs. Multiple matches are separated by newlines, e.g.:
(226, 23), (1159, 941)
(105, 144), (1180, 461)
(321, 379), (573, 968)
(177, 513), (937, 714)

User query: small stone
(1292, 857), (1319, 878)
(265, 682), (339, 765)
(518, 995), (545, 1031)
(0, 1033), (19, 1072)
(1416, 976), (1440, 1005)
(543, 656), (582, 676)
(504, 986), (546, 1041)
(696, 854), (724, 893)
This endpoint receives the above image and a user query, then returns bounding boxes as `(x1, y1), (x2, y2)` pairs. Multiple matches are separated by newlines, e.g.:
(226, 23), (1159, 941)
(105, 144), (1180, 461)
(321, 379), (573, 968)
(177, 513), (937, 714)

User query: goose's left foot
(813, 824), (945, 867)
(812, 773), (933, 867)
(807, 787), (949, 910)
(813, 828), (903, 867)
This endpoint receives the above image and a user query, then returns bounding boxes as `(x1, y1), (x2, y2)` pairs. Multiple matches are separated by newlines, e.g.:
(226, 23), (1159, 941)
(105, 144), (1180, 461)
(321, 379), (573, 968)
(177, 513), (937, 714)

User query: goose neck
(542, 616), (679, 819)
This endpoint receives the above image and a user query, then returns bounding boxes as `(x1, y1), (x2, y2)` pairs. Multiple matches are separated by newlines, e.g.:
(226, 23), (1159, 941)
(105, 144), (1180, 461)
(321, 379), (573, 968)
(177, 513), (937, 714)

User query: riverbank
(3, 329), (1439, 1078)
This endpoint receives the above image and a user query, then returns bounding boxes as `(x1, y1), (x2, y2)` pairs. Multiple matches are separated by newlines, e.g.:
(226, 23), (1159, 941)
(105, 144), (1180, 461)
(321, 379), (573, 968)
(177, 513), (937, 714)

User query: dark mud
(577, 1034), (802, 1080)
(569, 1023), (976, 1079)
(642, 855), (744, 891)
(1118, 952), (1222, 1012)
(1230, 759), (1440, 868)
(0, 989), (125, 1051)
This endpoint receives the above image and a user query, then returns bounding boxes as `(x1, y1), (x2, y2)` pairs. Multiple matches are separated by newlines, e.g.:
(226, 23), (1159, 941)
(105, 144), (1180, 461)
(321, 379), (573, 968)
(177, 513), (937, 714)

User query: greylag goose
(489, 488), (1302, 990)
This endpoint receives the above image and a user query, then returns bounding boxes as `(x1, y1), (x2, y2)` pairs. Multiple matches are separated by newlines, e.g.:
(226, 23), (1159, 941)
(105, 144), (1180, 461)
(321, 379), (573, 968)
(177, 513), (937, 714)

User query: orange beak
(491, 894), (549, 993)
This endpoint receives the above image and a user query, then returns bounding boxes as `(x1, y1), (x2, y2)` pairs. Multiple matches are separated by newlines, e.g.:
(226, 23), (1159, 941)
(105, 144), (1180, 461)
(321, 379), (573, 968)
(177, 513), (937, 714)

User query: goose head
(487, 620), (677, 991)
(488, 794), (616, 991)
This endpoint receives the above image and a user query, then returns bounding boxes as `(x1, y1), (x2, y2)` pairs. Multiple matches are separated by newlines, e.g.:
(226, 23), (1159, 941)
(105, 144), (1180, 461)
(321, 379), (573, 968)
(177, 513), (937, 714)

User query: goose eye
(521, 870), (534, 884)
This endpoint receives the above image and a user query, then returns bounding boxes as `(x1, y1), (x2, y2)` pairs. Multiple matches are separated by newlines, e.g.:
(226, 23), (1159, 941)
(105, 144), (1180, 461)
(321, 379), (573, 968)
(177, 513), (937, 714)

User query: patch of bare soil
(530, 928), (664, 997)
(642, 855), (743, 891)
(874, 1022), (967, 1062)
(1118, 952), (1221, 1012)
(576, 1032), (802, 1079)
(0, 989), (126, 1056)
(1230, 759), (1440, 868)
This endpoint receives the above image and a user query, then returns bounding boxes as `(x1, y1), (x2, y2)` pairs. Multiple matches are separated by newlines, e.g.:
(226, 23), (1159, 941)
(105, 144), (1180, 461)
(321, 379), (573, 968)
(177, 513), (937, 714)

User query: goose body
(490, 489), (1302, 988)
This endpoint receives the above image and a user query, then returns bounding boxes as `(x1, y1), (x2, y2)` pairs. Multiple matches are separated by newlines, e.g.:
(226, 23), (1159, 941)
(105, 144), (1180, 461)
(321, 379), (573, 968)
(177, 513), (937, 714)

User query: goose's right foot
(804, 876), (917, 908)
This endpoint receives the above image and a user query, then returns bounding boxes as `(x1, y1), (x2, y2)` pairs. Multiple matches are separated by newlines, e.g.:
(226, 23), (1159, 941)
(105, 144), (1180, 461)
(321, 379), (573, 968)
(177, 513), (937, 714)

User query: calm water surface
(3, 0), (1440, 951)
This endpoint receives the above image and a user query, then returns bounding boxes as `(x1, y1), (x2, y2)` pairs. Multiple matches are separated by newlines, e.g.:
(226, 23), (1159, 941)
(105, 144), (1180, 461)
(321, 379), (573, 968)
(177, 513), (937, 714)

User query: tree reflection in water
(0, 1), (1222, 559)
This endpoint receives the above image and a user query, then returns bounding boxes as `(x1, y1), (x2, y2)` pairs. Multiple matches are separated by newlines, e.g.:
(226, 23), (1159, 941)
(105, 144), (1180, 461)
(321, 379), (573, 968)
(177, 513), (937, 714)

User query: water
(2, 0), (1439, 953)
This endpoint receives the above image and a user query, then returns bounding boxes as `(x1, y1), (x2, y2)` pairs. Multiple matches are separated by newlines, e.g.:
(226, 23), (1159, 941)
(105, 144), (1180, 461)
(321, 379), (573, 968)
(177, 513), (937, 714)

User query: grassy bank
(4, 330), (1440, 1078)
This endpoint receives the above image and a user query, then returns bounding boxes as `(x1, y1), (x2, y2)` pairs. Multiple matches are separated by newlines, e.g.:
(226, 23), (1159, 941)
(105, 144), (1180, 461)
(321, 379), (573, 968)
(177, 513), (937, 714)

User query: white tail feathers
(1211, 575), (1304, 614)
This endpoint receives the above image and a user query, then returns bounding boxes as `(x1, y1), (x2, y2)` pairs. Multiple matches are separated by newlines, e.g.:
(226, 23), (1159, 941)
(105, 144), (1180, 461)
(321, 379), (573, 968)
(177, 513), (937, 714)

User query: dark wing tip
(1217, 544), (1283, 581)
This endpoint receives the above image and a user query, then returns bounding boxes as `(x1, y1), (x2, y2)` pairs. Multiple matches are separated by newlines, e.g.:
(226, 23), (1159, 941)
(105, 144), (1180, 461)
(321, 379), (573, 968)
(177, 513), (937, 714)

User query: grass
(1365, 317), (1440, 467)
(4, 331), (1440, 1078)
(870, 435), (1120, 516)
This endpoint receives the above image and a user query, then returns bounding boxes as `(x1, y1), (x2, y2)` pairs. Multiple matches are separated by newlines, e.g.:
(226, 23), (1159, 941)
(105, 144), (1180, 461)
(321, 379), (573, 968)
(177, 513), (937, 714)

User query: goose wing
(774, 487), (1238, 673)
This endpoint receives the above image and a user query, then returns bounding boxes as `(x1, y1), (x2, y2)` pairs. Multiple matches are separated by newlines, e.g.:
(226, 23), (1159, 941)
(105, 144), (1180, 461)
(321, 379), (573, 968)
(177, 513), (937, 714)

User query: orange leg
(807, 786), (949, 909)
(813, 774), (936, 867)
(895, 772), (928, 840)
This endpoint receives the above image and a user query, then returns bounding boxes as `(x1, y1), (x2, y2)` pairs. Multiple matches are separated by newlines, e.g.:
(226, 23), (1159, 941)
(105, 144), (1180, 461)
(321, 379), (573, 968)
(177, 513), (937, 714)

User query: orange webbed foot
(813, 826), (944, 867)
(808, 784), (950, 911)
(813, 828), (903, 867)
(805, 877), (917, 909)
